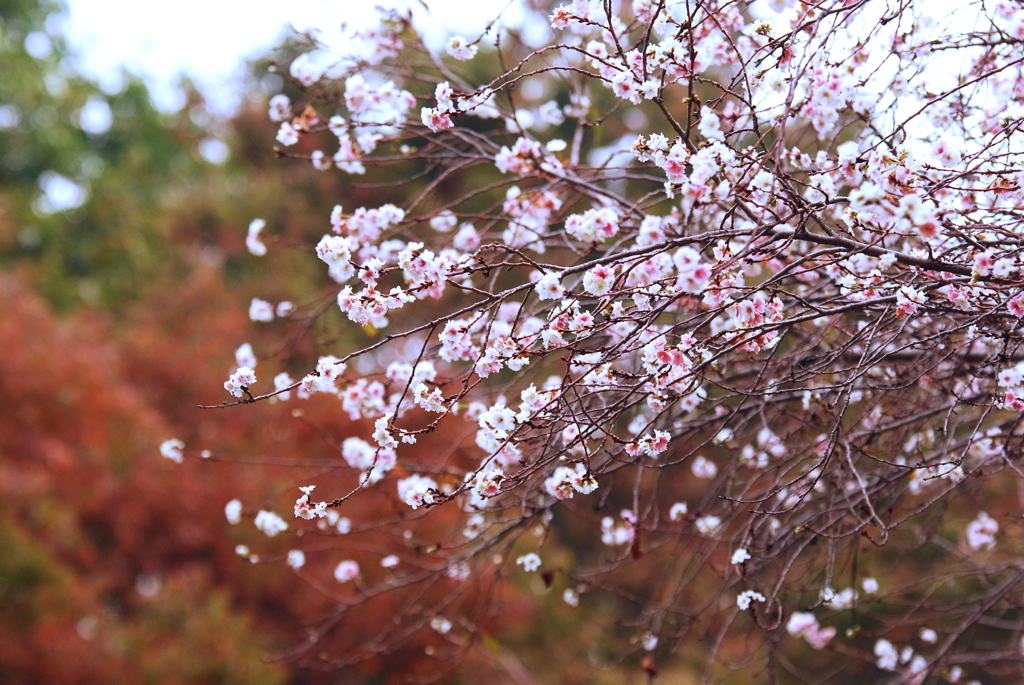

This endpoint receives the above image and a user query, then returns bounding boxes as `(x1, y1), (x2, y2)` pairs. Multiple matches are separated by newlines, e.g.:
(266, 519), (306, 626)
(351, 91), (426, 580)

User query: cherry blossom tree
(170, 0), (1024, 681)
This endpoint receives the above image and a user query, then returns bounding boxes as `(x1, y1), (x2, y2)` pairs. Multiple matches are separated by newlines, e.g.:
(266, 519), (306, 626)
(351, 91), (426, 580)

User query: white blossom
(875, 639), (899, 671)
(966, 511), (998, 550)
(286, 550), (305, 569)
(334, 560), (359, 582)
(246, 219), (267, 256)
(431, 616), (453, 633)
(268, 94), (291, 122)
(235, 343), (257, 369)
(224, 499), (242, 525)
(516, 553), (541, 572)
(249, 298), (274, 322)
(695, 515), (721, 535)
(445, 35), (478, 60)
(224, 367), (256, 398)
(736, 590), (765, 610)
(254, 510), (288, 537)
(160, 438), (184, 464)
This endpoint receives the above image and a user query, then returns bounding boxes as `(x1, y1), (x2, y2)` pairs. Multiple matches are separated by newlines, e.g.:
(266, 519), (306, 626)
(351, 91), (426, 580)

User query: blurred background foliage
(0, 0), (344, 682)
(0, 0), (572, 682)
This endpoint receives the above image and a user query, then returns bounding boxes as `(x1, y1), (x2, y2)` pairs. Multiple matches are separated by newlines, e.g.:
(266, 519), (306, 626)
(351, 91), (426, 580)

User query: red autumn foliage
(0, 246), (550, 683)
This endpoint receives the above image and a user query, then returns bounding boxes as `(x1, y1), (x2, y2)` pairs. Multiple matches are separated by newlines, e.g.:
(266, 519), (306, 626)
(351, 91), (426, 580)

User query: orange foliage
(0, 256), (544, 683)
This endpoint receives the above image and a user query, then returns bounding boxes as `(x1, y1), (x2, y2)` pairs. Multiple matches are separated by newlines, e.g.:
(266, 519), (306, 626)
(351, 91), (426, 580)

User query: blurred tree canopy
(0, 0), (336, 311)
(1, 0), (198, 307)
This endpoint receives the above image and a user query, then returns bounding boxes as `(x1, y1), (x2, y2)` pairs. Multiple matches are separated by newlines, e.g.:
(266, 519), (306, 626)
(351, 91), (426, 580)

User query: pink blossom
(583, 264), (615, 296)
(397, 474), (437, 509)
(495, 138), (541, 175)
(1009, 294), (1024, 317)
(549, 6), (572, 28)
(660, 141), (690, 184)
(787, 612), (835, 649)
(973, 250), (994, 277)
(896, 285), (925, 318)
(224, 367), (256, 398)
(422, 107), (453, 133)
(276, 122), (299, 146)
(947, 285), (970, 310)
(453, 223), (480, 251)
(1005, 389), (1024, 411)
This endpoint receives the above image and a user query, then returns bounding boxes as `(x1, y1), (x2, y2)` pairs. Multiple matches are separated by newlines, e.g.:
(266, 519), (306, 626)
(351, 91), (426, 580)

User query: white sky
(59, 0), (975, 119)
(61, 0), (516, 114)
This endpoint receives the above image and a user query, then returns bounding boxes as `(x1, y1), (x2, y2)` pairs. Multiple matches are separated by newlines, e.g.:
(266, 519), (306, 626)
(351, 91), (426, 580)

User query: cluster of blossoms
(998, 361), (1024, 410)
(966, 511), (999, 551)
(735, 588), (763, 610)
(293, 485), (328, 520)
(159, 438), (184, 464)
(187, 0), (1024, 680)
(543, 462), (597, 500)
(420, 81), (497, 133)
(786, 612), (836, 650)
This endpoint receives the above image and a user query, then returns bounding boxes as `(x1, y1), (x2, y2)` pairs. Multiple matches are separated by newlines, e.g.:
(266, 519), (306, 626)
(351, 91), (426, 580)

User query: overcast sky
(61, 0), (515, 113)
